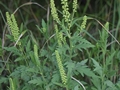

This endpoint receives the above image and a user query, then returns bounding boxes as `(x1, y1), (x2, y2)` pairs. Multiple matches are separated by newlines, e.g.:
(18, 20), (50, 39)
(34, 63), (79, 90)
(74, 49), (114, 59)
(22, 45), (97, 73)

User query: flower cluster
(55, 24), (62, 47)
(81, 15), (87, 29)
(61, 0), (70, 25)
(55, 50), (67, 85)
(50, 0), (60, 24)
(6, 12), (21, 45)
(73, 0), (78, 13)
(59, 32), (63, 43)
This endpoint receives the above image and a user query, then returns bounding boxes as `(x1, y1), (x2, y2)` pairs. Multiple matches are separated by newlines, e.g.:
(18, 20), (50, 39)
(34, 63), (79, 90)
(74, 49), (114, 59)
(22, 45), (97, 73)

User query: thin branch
(13, 2), (46, 14)
(71, 76), (86, 90)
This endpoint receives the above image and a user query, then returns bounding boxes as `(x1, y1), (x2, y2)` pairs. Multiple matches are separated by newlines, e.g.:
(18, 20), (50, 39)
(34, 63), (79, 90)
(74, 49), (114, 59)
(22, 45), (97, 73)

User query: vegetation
(0, 0), (120, 90)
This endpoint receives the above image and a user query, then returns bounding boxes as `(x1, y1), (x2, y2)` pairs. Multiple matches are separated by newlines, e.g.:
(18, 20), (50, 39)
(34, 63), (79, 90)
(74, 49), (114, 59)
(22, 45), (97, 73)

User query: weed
(0, 0), (120, 90)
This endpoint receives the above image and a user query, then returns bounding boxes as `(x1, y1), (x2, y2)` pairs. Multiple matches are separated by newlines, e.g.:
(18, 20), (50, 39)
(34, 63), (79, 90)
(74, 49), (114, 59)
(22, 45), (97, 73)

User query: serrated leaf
(91, 77), (101, 90)
(76, 65), (96, 77)
(105, 80), (118, 90)
(0, 77), (8, 83)
(91, 58), (100, 67)
(26, 67), (38, 74)
(14, 57), (23, 62)
(28, 78), (43, 86)
(71, 35), (94, 51)
(3, 46), (21, 56)
(6, 34), (14, 41)
(29, 51), (36, 64)
(10, 65), (28, 80)
(91, 87), (98, 90)
(52, 82), (64, 87)
(107, 70), (116, 77)
(26, 40), (31, 52)
(40, 49), (48, 57)
(82, 67), (96, 77)
(91, 58), (102, 76)
(116, 81), (120, 89)
(52, 71), (60, 83)
(105, 80), (116, 88)
(79, 59), (88, 65)
(65, 61), (75, 76)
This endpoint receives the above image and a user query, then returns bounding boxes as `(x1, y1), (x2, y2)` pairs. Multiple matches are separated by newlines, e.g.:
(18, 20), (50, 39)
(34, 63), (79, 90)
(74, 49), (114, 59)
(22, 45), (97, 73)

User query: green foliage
(1, 0), (120, 90)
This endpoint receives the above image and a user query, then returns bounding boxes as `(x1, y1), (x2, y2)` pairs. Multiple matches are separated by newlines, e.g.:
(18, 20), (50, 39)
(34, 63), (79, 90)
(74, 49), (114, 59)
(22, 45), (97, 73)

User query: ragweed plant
(6, 12), (21, 46)
(55, 50), (67, 85)
(2, 0), (119, 90)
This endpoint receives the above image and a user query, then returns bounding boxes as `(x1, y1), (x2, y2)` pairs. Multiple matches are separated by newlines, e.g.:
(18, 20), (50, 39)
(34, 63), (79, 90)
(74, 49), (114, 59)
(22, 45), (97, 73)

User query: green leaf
(3, 46), (21, 56)
(105, 80), (117, 90)
(10, 65), (30, 81)
(26, 67), (38, 73)
(40, 49), (48, 57)
(42, 19), (47, 28)
(65, 61), (75, 76)
(29, 51), (36, 64)
(91, 77), (101, 90)
(52, 71), (60, 83)
(0, 77), (8, 83)
(36, 25), (43, 33)
(106, 51), (116, 66)
(14, 57), (23, 62)
(91, 58), (102, 76)
(28, 78), (43, 86)
(91, 87), (98, 90)
(79, 59), (88, 65)
(74, 85), (79, 90)
(75, 62), (97, 77)
(81, 66), (96, 77)
(36, 19), (47, 34)
(52, 82), (64, 87)
(71, 35), (94, 51)
(116, 81), (120, 89)
(26, 40), (31, 52)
